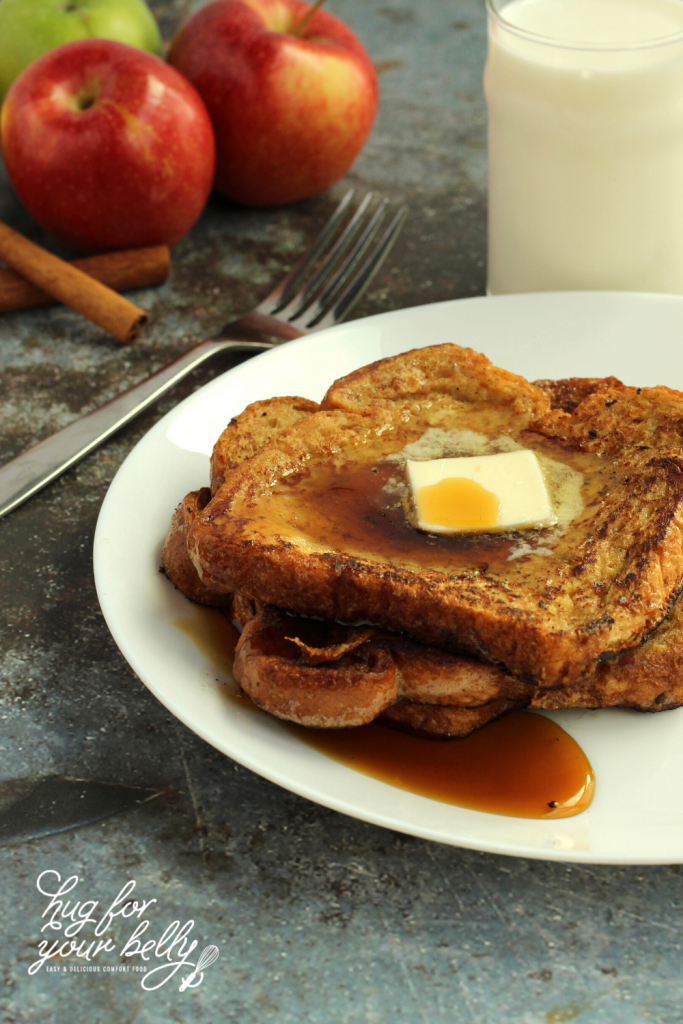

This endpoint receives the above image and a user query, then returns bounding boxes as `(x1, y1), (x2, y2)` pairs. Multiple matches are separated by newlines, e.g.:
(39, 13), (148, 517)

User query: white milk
(485, 0), (683, 294)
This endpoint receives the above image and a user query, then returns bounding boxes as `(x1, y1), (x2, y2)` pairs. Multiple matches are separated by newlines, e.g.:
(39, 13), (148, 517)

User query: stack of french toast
(162, 344), (683, 738)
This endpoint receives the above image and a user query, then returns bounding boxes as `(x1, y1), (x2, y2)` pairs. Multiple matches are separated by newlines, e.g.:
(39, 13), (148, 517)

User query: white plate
(94, 292), (683, 864)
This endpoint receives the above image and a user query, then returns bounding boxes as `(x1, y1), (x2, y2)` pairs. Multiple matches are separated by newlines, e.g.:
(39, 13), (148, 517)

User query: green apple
(0, 0), (163, 102)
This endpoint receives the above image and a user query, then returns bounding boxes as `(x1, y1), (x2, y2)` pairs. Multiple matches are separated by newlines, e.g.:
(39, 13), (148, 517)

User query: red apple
(0, 39), (216, 251)
(168, 0), (378, 207)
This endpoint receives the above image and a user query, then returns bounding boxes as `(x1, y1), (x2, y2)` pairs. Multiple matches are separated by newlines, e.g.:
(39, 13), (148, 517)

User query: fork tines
(260, 190), (407, 331)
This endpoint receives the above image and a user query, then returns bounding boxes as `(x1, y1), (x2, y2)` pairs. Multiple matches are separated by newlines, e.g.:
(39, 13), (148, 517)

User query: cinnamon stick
(0, 245), (170, 315)
(0, 221), (151, 343)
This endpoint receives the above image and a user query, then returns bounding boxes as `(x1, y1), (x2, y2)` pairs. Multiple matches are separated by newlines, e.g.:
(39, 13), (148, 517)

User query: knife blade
(0, 776), (164, 845)
(0, 338), (273, 520)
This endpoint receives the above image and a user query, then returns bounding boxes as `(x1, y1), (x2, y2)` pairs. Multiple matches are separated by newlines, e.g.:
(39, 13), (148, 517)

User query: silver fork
(0, 191), (407, 520)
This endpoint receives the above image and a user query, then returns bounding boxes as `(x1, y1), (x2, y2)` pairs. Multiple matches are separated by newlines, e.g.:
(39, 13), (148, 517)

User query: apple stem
(292, 0), (327, 37)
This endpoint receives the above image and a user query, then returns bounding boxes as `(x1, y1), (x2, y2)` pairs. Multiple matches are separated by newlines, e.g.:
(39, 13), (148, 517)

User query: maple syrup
(174, 608), (239, 677)
(292, 711), (594, 819)
(415, 476), (501, 531)
(263, 418), (618, 583)
(173, 607), (256, 713)
(176, 607), (595, 820)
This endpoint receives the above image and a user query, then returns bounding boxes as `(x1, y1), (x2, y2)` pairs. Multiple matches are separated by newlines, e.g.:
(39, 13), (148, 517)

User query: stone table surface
(0, 1), (681, 1022)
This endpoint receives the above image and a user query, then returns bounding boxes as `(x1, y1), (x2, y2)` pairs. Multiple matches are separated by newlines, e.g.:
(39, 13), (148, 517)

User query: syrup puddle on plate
(175, 606), (594, 819)
(173, 607), (256, 712)
(291, 712), (594, 819)
(174, 608), (239, 677)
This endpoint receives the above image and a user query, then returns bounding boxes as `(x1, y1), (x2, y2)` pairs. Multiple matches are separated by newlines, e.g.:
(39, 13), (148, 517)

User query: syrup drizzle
(174, 607), (256, 712)
(174, 608), (239, 678)
(292, 711), (594, 819)
(264, 422), (616, 580)
(416, 476), (501, 531)
(174, 607), (595, 820)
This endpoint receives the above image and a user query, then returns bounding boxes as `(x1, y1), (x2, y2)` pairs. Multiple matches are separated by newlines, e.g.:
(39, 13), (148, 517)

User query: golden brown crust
(210, 396), (319, 494)
(385, 597), (683, 735)
(162, 396), (320, 609)
(161, 490), (233, 607)
(380, 698), (517, 739)
(230, 598), (683, 734)
(286, 627), (378, 665)
(189, 345), (683, 687)
(233, 606), (398, 728)
(230, 592), (257, 631)
(323, 344), (551, 420)
(533, 376), (624, 414)
(388, 638), (531, 706)
(530, 597), (683, 712)
(532, 384), (683, 456)
(377, 704), (481, 738)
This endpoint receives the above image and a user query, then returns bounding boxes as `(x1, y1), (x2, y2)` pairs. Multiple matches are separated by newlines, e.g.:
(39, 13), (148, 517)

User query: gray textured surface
(0, 1), (681, 1021)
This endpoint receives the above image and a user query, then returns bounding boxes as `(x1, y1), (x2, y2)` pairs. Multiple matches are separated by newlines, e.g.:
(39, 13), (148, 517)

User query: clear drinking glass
(485, 0), (683, 295)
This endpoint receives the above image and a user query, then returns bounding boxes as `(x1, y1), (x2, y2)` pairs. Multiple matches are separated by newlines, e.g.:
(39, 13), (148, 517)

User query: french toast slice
(162, 488), (232, 607)
(380, 699), (520, 738)
(235, 605), (398, 728)
(163, 386), (683, 738)
(210, 396), (319, 494)
(188, 345), (683, 688)
(388, 595), (683, 737)
(232, 603), (530, 735)
(232, 597), (683, 737)
(163, 396), (320, 604)
(162, 381), (619, 607)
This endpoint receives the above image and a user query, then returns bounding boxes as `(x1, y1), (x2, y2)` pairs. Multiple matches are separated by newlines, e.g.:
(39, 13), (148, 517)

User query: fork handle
(0, 338), (274, 520)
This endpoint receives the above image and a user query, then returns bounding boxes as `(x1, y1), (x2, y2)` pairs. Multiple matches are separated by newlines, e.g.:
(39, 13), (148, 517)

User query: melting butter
(388, 427), (585, 556)
(407, 450), (556, 534)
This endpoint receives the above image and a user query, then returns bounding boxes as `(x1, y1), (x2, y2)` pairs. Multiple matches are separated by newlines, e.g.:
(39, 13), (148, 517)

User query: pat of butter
(406, 450), (556, 534)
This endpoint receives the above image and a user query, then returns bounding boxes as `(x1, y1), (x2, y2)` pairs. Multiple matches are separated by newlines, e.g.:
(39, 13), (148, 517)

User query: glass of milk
(485, 0), (683, 295)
